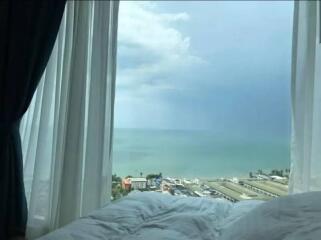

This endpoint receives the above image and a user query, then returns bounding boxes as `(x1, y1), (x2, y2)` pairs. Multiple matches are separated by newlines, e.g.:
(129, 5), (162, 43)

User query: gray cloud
(115, 1), (293, 134)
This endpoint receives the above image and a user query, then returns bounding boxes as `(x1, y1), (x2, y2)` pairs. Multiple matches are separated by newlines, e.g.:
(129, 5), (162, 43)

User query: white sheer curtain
(20, 1), (119, 238)
(290, 0), (321, 193)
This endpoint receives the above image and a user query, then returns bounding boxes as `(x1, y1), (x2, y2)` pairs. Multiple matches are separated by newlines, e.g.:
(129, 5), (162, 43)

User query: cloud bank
(117, 1), (203, 92)
(115, 1), (293, 133)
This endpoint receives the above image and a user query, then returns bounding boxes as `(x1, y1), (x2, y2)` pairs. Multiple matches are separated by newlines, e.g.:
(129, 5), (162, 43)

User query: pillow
(219, 191), (321, 240)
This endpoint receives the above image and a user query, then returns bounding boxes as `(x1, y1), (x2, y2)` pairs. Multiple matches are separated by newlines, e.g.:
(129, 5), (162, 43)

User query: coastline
(112, 169), (289, 202)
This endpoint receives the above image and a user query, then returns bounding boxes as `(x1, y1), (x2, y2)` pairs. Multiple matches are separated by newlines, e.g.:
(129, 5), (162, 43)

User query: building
(270, 175), (287, 180)
(122, 178), (131, 191)
(130, 177), (147, 190)
(161, 178), (175, 192)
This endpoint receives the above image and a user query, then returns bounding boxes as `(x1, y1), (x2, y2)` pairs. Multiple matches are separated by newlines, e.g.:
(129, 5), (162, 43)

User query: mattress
(38, 191), (261, 240)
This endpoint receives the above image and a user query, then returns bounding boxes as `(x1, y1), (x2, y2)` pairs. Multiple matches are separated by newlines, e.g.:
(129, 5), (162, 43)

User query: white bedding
(38, 191), (321, 240)
(38, 192), (261, 240)
(219, 191), (321, 240)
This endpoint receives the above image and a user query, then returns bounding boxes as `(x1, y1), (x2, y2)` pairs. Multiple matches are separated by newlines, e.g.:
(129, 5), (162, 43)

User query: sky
(114, 1), (294, 136)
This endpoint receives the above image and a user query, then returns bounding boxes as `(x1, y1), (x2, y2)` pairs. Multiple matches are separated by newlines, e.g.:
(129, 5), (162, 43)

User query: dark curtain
(0, 1), (66, 238)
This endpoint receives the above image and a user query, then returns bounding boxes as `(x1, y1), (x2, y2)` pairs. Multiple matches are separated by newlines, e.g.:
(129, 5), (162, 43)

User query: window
(112, 1), (294, 202)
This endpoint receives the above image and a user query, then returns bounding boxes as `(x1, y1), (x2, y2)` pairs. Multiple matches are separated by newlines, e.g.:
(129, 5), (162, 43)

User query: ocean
(112, 128), (290, 179)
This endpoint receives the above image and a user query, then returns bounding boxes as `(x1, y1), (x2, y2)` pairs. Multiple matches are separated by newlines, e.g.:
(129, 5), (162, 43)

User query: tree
(146, 173), (162, 180)
(112, 174), (122, 183)
(249, 172), (253, 178)
(146, 174), (155, 180)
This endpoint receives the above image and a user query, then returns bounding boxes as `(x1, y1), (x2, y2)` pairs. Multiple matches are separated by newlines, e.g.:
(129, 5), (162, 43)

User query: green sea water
(112, 128), (290, 179)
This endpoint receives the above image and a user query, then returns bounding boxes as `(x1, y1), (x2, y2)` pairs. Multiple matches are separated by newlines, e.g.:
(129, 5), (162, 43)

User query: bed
(38, 191), (321, 240)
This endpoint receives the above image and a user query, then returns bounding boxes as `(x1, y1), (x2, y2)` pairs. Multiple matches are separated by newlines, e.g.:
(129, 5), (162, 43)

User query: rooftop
(130, 177), (147, 182)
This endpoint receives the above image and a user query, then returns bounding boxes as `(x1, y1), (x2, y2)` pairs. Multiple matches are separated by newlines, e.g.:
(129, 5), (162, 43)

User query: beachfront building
(122, 178), (131, 191)
(130, 177), (147, 190)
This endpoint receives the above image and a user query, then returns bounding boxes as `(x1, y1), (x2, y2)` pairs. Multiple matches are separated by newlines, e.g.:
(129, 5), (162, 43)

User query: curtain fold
(20, 1), (119, 238)
(290, 0), (321, 193)
(0, 1), (66, 238)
